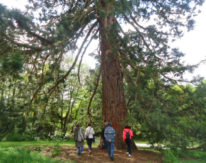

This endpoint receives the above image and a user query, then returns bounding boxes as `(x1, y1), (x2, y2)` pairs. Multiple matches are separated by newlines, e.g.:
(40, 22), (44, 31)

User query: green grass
(0, 140), (99, 163)
(0, 140), (75, 147)
(162, 149), (206, 163)
(2, 141), (205, 163)
(0, 139), (99, 147)
(179, 150), (206, 163)
(0, 147), (75, 163)
(133, 141), (206, 163)
(180, 161), (206, 163)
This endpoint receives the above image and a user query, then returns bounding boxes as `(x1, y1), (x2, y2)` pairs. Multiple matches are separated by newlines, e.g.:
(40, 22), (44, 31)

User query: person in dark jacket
(104, 122), (116, 161)
(123, 125), (133, 157)
(100, 122), (107, 149)
(74, 124), (85, 156)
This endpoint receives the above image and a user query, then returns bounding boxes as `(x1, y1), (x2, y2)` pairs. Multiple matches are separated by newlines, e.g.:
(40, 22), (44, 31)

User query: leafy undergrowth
(179, 150), (206, 163)
(0, 147), (75, 163)
(162, 149), (206, 163)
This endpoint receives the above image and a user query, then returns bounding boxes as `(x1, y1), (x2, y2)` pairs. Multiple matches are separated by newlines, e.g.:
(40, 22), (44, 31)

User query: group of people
(74, 122), (133, 161)
(74, 123), (95, 156)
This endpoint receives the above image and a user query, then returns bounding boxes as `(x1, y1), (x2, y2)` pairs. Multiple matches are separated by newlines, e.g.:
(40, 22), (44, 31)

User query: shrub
(163, 150), (179, 163)
(5, 132), (34, 141)
(0, 147), (66, 163)
(52, 144), (61, 157)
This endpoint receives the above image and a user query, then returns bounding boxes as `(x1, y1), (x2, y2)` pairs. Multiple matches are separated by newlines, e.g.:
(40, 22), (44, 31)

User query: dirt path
(31, 146), (163, 163)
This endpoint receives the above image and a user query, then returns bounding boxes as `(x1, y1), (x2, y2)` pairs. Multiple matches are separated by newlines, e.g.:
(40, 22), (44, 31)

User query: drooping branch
(47, 21), (98, 96)
(73, 6), (96, 23)
(87, 66), (101, 117)
(118, 50), (145, 73)
(122, 14), (151, 51)
(0, 31), (43, 52)
(63, 87), (78, 132)
(77, 26), (98, 83)
(29, 53), (51, 105)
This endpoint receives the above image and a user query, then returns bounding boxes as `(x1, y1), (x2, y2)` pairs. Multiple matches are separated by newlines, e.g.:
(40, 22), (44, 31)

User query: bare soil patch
(30, 146), (163, 163)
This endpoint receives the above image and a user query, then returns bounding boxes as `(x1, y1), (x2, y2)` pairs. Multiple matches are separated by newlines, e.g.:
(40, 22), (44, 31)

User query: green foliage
(33, 146), (41, 152)
(0, 51), (24, 75)
(34, 122), (55, 139)
(163, 150), (179, 163)
(0, 100), (28, 141)
(162, 149), (206, 163)
(126, 78), (206, 149)
(0, 147), (74, 163)
(5, 132), (34, 141)
(178, 150), (206, 161)
(181, 160), (206, 163)
(52, 143), (61, 157)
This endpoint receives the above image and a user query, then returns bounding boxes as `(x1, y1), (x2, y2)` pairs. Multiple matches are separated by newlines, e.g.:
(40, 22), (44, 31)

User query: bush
(0, 147), (73, 163)
(33, 146), (41, 152)
(177, 149), (206, 163)
(5, 132), (34, 141)
(52, 144), (61, 157)
(163, 150), (179, 163)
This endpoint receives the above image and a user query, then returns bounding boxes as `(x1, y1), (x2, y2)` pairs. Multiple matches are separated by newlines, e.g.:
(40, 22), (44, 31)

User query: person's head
(88, 123), (91, 127)
(76, 124), (80, 128)
(125, 125), (131, 129)
(108, 122), (112, 126)
(104, 122), (108, 127)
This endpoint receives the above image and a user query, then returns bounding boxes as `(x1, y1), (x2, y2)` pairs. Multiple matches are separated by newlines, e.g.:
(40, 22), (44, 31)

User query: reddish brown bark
(98, 0), (128, 149)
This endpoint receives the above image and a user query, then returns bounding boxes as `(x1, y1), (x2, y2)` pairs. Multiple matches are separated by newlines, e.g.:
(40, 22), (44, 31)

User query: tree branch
(47, 21), (98, 96)
(87, 66), (101, 117)
(77, 26), (98, 83)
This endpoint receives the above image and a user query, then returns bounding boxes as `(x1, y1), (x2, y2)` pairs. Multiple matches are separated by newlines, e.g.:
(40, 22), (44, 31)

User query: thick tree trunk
(98, 0), (128, 149)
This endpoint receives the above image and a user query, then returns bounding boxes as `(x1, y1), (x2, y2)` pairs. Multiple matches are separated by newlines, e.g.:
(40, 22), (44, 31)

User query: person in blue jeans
(104, 122), (116, 161)
(74, 124), (85, 156)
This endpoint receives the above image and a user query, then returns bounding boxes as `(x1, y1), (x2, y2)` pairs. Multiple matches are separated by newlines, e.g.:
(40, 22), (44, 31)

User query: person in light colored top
(85, 123), (95, 154)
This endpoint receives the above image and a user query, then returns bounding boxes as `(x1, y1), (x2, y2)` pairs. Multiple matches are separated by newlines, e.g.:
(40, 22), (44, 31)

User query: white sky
(172, 2), (206, 80)
(1, 0), (206, 80)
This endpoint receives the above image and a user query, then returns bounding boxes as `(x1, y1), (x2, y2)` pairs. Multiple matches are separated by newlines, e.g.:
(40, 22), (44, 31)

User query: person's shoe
(128, 154), (132, 157)
(110, 157), (114, 161)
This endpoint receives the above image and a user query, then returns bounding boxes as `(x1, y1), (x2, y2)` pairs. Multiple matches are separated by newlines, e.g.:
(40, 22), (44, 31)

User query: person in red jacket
(123, 125), (133, 157)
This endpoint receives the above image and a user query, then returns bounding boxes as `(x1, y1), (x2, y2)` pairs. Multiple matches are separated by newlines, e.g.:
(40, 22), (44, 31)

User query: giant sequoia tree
(0, 0), (205, 148)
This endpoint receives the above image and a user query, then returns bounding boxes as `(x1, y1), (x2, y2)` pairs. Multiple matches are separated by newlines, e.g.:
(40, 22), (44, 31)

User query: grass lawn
(162, 149), (206, 163)
(0, 147), (75, 163)
(0, 140), (75, 147)
(179, 150), (206, 163)
(1, 140), (205, 163)
(0, 140), (99, 147)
